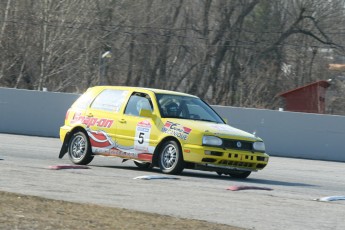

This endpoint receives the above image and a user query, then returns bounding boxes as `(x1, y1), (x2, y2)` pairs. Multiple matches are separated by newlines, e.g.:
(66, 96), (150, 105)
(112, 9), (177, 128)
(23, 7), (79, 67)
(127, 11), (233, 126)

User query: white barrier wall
(1, 87), (344, 162)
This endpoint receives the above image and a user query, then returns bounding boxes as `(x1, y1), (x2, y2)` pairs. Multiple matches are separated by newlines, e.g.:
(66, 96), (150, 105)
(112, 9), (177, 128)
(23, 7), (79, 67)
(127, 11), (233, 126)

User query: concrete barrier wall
(214, 106), (345, 162)
(0, 87), (79, 137)
(1, 87), (344, 162)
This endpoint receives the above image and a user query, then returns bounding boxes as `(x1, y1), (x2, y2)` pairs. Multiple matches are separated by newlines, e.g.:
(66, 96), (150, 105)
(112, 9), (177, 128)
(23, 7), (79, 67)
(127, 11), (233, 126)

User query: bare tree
(1, 0), (345, 113)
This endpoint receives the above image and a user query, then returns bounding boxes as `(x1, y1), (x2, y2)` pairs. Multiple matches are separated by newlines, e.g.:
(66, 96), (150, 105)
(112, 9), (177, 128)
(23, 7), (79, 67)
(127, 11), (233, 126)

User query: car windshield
(156, 94), (225, 123)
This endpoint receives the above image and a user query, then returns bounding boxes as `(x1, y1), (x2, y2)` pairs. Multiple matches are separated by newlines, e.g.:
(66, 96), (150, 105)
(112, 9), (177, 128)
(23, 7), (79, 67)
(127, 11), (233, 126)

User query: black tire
(158, 140), (184, 175)
(68, 131), (94, 165)
(229, 171), (251, 179)
(134, 161), (153, 169)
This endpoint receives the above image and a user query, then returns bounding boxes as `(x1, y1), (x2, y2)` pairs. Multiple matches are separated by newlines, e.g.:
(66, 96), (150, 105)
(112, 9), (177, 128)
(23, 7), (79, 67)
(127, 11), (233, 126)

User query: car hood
(162, 118), (259, 141)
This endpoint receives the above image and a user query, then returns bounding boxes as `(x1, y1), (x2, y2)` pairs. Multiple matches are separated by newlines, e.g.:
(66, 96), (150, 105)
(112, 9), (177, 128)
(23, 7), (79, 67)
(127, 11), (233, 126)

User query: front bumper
(182, 144), (269, 171)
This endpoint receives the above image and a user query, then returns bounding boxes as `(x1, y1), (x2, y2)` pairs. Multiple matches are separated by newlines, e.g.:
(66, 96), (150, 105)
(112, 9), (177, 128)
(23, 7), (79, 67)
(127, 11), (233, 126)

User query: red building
(278, 80), (331, 114)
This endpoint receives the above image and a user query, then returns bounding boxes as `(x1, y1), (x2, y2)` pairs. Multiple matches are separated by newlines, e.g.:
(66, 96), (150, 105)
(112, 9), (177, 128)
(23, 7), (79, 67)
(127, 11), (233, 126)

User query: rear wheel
(229, 171), (251, 179)
(158, 140), (184, 175)
(68, 131), (94, 165)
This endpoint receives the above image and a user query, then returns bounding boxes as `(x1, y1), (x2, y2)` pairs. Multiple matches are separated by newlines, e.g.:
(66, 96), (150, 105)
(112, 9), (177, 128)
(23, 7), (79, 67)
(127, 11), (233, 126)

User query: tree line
(1, 0), (345, 114)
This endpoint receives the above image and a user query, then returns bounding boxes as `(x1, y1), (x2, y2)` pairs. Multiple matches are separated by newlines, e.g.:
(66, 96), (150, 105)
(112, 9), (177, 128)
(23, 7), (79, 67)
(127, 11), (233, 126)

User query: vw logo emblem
(236, 141), (242, 148)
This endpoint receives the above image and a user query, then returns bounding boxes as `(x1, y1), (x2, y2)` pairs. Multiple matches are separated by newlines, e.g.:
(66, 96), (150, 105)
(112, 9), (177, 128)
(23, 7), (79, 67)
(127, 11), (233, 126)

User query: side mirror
(139, 109), (154, 118)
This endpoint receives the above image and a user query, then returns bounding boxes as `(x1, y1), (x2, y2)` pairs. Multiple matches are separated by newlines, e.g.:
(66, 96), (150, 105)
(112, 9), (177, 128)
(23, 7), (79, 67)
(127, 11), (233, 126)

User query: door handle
(119, 119), (126, 123)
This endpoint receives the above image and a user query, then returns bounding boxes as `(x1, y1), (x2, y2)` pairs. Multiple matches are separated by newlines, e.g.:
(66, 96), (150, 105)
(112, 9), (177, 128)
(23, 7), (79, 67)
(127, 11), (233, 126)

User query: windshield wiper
(192, 118), (220, 123)
(163, 116), (222, 124)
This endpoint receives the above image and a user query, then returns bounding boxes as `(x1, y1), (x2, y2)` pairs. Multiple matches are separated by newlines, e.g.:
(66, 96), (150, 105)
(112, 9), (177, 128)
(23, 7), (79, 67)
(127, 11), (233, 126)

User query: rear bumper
(59, 125), (71, 143)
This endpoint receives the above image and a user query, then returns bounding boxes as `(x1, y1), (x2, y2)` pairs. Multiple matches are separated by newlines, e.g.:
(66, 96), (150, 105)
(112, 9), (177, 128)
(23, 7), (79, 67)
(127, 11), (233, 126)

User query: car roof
(89, 86), (198, 98)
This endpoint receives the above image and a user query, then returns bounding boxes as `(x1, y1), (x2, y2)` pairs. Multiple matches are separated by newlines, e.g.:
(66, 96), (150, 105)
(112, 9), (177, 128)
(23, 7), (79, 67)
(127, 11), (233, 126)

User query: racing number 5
(138, 132), (144, 144)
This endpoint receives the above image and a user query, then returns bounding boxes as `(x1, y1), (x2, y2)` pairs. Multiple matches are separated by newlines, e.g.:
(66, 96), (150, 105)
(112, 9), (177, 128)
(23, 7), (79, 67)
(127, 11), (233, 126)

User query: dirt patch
(0, 191), (243, 230)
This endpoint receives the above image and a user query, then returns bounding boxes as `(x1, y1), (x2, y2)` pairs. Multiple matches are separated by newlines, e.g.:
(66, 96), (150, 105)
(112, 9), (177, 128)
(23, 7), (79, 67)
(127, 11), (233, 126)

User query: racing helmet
(165, 102), (179, 117)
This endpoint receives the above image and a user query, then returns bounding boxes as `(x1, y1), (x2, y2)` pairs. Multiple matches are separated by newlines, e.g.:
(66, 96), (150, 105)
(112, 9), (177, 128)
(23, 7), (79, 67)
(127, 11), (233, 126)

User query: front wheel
(68, 131), (94, 165)
(229, 171), (251, 179)
(158, 140), (184, 175)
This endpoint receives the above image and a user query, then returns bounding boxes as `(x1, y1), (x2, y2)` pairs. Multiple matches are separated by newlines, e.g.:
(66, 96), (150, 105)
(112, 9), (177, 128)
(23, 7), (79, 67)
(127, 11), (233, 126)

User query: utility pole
(99, 51), (112, 85)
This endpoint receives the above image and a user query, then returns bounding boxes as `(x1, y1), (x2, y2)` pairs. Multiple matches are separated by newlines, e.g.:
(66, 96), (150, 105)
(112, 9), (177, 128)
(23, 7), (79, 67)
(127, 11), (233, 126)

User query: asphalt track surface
(1, 133), (345, 230)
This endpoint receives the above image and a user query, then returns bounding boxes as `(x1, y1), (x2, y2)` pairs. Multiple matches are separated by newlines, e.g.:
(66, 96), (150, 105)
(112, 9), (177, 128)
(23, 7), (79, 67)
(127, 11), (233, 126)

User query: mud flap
(59, 132), (71, 159)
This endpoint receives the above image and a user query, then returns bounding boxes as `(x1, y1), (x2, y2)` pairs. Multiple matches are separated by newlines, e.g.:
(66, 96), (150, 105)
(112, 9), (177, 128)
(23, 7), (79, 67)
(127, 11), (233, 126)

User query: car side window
(90, 89), (129, 112)
(72, 90), (94, 109)
(125, 93), (153, 116)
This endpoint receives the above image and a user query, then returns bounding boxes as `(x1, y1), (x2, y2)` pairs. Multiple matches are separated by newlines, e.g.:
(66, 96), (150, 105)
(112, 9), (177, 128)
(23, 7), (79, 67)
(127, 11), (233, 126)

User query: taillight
(65, 109), (71, 120)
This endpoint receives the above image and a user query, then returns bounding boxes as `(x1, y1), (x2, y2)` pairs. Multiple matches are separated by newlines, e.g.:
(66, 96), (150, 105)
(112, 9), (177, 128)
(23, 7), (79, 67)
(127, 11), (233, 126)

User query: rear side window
(72, 90), (94, 109)
(90, 89), (129, 112)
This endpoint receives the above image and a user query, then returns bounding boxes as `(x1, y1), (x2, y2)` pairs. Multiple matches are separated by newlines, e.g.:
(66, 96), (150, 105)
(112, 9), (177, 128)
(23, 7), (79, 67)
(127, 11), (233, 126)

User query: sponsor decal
(86, 128), (154, 161)
(71, 112), (114, 128)
(162, 121), (192, 140)
(87, 129), (116, 149)
(137, 153), (153, 161)
(134, 120), (152, 152)
(93, 147), (139, 158)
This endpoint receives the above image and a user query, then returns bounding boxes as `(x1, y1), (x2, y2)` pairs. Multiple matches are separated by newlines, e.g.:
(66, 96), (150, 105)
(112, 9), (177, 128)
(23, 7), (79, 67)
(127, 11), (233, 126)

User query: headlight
(253, 142), (265, 152)
(202, 136), (223, 146)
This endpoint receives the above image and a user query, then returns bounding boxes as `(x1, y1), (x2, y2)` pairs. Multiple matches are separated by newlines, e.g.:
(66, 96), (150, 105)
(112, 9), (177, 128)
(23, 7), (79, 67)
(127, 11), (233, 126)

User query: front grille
(222, 139), (253, 151)
(202, 158), (217, 163)
(219, 160), (254, 168)
(228, 153), (255, 160)
(208, 151), (223, 156)
(257, 156), (266, 161)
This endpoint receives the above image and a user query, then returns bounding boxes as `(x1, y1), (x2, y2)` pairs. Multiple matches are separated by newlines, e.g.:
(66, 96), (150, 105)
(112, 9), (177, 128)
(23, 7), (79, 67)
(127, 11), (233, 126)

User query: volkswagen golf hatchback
(59, 86), (269, 178)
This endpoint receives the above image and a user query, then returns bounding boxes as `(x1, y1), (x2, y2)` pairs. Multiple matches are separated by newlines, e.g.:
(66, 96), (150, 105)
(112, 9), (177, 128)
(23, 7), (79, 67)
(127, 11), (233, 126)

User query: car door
(84, 89), (129, 154)
(116, 92), (160, 162)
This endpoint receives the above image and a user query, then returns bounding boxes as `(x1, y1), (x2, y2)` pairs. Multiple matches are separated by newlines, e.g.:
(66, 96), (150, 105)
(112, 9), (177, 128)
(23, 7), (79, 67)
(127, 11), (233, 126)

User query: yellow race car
(59, 86), (269, 178)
